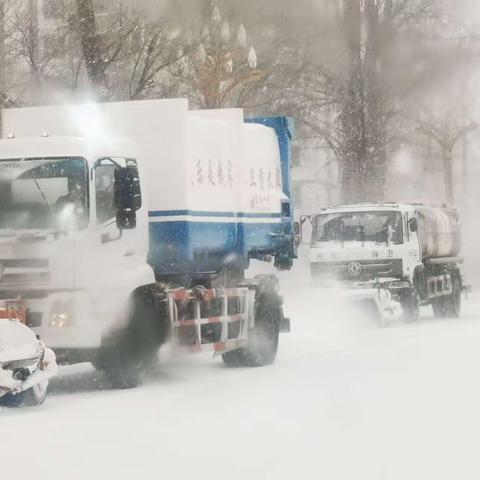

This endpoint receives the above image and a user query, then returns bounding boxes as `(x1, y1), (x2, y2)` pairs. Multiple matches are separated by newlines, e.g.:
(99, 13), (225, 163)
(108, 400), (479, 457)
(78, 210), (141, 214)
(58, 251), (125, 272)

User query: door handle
(123, 250), (134, 258)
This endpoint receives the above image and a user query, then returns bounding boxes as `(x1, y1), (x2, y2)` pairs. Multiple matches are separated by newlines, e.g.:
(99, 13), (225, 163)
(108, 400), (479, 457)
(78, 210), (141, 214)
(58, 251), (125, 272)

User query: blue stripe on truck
(147, 219), (289, 274)
(148, 210), (282, 219)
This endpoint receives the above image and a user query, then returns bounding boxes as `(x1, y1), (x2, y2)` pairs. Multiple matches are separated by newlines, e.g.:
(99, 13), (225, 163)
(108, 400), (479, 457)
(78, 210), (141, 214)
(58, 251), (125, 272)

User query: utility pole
(443, 146), (454, 206)
(0, 0), (5, 138)
(462, 129), (469, 209)
(461, 71), (471, 214)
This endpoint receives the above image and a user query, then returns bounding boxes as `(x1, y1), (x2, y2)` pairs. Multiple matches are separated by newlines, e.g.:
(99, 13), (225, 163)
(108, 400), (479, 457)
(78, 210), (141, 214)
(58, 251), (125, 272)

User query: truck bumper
(341, 284), (403, 320)
(0, 290), (102, 350)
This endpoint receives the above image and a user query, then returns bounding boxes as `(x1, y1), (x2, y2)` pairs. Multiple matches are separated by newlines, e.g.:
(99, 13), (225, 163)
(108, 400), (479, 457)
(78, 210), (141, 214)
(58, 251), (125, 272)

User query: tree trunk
(75, 0), (107, 96)
(339, 0), (390, 204)
(340, 0), (366, 203)
(364, 0), (387, 202)
(28, 0), (41, 103)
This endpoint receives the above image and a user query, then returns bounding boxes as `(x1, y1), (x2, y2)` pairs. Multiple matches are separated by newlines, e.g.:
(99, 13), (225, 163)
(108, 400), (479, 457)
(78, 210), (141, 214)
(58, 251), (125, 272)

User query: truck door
(92, 159), (145, 311)
(404, 212), (422, 277)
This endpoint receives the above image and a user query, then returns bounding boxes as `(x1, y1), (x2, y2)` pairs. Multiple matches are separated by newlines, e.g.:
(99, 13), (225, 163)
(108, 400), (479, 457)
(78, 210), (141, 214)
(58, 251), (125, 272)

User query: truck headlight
(49, 298), (75, 328)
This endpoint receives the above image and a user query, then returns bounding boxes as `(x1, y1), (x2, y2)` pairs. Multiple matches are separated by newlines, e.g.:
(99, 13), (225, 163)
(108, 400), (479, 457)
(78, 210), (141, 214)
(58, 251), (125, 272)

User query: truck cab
(309, 204), (421, 285)
(305, 203), (464, 323)
(0, 136), (154, 360)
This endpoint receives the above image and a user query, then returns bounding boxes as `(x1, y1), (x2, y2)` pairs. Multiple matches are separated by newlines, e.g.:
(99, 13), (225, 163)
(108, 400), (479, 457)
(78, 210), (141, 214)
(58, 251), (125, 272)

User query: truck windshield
(0, 157), (88, 230)
(313, 211), (403, 244)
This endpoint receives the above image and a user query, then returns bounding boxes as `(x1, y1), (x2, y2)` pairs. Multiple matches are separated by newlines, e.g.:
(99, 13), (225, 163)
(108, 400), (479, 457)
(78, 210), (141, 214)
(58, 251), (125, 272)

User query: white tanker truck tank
(305, 203), (467, 324)
(415, 206), (461, 259)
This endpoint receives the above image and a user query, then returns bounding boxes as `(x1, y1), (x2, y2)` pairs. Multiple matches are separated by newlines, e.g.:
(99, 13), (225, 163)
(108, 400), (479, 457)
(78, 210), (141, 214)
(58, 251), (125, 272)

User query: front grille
(1, 259), (49, 269)
(0, 290), (48, 300)
(1, 272), (50, 284)
(0, 258), (50, 286)
(311, 259), (403, 281)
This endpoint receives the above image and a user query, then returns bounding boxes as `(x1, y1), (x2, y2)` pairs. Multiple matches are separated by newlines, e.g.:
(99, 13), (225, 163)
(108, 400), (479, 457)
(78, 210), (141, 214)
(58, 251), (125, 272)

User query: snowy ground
(2, 253), (480, 479)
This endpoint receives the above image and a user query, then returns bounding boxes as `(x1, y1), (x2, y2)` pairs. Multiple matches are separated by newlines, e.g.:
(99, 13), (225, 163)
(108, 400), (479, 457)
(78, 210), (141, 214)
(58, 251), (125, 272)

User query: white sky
(449, 0), (480, 28)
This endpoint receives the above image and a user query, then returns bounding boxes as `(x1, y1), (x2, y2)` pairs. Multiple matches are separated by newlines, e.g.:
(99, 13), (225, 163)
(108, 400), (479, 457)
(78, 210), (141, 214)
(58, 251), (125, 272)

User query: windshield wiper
(359, 225), (365, 247)
(30, 171), (55, 218)
(375, 228), (390, 247)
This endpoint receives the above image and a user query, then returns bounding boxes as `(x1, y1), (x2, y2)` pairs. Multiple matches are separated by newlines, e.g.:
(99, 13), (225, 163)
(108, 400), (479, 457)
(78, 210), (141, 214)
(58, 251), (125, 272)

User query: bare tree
(124, 20), (188, 101)
(73, 0), (141, 99)
(233, 0), (451, 203)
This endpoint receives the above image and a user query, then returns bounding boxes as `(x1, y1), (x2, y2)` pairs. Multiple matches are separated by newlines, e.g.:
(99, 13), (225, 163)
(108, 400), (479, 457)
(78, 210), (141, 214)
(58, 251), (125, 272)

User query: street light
(416, 121), (478, 205)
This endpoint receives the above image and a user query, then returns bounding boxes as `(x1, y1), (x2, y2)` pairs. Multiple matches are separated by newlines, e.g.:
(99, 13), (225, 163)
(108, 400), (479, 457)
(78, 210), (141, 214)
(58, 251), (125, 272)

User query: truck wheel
(103, 292), (161, 389)
(0, 381), (48, 407)
(222, 294), (280, 367)
(221, 349), (244, 367)
(432, 276), (462, 318)
(400, 291), (420, 323)
(432, 276), (462, 319)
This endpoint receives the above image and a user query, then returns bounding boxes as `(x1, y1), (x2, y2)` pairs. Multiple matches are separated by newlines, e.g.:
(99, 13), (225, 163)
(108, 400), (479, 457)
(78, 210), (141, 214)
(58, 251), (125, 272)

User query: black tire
(222, 294), (280, 367)
(400, 290), (420, 323)
(221, 349), (245, 367)
(91, 359), (105, 371)
(0, 381), (48, 407)
(432, 275), (462, 319)
(103, 291), (162, 389)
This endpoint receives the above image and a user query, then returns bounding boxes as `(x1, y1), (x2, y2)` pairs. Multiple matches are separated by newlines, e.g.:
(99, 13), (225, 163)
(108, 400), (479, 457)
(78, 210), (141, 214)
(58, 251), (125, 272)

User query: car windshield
(313, 211), (403, 244)
(0, 157), (88, 231)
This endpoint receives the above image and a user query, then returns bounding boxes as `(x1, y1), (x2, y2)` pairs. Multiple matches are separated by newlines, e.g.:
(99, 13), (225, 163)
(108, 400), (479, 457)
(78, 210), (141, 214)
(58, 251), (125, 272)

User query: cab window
(95, 161), (116, 224)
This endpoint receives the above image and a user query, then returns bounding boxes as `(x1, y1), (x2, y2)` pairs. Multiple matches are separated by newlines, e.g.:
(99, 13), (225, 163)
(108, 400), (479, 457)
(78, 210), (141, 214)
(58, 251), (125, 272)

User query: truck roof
(0, 136), (138, 164)
(314, 202), (451, 215)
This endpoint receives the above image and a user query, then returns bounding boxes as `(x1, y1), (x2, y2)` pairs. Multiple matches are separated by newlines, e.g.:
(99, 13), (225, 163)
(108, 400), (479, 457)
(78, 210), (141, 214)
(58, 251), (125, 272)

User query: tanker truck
(0, 99), (296, 388)
(304, 203), (464, 323)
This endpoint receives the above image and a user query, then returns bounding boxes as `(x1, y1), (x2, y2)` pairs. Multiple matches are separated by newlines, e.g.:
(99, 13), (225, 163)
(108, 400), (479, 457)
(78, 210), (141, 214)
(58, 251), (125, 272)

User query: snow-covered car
(0, 319), (57, 407)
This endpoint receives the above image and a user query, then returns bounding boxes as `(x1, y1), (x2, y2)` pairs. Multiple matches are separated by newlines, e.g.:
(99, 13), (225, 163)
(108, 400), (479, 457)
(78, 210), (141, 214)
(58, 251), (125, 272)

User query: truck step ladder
(167, 287), (255, 354)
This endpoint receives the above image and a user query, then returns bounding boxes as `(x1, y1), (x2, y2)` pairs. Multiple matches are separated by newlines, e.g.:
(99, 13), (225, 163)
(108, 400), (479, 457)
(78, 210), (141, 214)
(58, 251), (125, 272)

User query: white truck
(0, 99), (296, 388)
(303, 203), (464, 322)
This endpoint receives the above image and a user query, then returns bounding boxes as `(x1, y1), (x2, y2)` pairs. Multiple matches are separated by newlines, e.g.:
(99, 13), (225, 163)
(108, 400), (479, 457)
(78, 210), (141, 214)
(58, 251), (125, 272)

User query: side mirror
(293, 221), (301, 248)
(116, 210), (137, 230)
(281, 201), (291, 218)
(294, 221), (300, 235)
(409, 218), (418, 233)
(299, 215), (314, 245)
(114, 166), (142, 211)
(114, 165), (141, 231)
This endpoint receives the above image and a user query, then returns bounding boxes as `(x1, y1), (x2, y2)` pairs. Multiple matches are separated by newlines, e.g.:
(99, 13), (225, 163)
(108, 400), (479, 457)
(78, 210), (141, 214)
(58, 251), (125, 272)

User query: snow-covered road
(2, 261), (480, 480)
